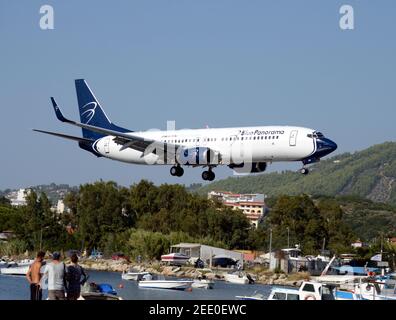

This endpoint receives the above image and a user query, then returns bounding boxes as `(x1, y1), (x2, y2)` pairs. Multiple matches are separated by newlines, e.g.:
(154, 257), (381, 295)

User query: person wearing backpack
(65, 253), (88, 300)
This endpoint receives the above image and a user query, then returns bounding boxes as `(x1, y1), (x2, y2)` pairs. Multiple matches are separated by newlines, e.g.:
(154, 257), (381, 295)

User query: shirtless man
(26, 251), (45, 300)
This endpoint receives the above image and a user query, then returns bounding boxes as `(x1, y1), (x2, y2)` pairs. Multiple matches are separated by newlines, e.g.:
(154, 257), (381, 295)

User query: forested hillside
(198, 142), (396, 205)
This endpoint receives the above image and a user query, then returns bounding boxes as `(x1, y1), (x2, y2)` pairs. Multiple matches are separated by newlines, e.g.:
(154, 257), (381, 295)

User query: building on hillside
(351, 240), (369, 248)
(208, 191), (266, 228)
(0, 230), (15, 242)
(6, 189), (30, 206)
(387, 237), (396, 247)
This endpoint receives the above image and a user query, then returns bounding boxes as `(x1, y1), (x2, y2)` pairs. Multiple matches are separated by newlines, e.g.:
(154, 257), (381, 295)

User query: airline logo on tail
(81, 101), (98, 124)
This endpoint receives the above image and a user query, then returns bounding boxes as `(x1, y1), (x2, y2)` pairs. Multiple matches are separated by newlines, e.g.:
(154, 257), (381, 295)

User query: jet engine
(177, 147), (220, 165)
(229, 162), (267, 174)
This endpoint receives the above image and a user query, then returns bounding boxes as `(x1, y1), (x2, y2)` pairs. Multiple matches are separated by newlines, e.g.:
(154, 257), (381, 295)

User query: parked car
(212, 256), (238, 268)
(89, 250), (103, 260)
(112, 252), (130, 262)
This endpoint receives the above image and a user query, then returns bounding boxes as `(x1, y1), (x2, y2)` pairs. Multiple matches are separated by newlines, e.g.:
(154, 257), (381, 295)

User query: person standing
(66, 253), (88, 300)
(26, 251), (45, 300)
(43, 252), (67, 300)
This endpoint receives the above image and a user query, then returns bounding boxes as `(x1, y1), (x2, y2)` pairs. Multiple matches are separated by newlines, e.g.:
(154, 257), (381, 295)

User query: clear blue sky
(0, 1), (395, 189)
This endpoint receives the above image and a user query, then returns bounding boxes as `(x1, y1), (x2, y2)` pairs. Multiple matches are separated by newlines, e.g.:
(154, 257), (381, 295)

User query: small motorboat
(191, 278), (215, 289)
(121, 269), (150, 281)
(138, 274), (193, 290)
(0, 265), (30, 276)
(160, 252), (190, 265)
(224, 272), (254, 285)
(78, 283), (123, 300)
(1, 261), (45, 276)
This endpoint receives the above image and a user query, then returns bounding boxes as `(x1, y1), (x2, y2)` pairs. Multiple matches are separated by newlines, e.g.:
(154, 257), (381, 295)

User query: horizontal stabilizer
(33, 129), (95, 143)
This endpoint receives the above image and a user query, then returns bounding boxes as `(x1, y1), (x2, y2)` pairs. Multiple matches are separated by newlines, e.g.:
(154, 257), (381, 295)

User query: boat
(236, 291), (265, 300)
(160, 252), (190, 265)
(78, 283), (123, 300)
(269, 278), (364, 300)
(191, 278), (215, 289)
(121, 269), (150, 281)
(267, 281), (338, 300)
(224, 272), (254, 285)
(138, 274), (193, 290)
(16, 259), (35, 267)
(0, 265), (30, 276)
(1, 260), (45, 276)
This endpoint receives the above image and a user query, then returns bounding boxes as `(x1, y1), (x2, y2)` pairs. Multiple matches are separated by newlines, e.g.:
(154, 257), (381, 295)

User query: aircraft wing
(50, 97), (179, 155)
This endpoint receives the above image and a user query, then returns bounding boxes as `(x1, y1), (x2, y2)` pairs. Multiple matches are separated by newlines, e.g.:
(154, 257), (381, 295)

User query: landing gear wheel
(202, 170), (215, 181)
(202, 171), (210, 181)
(300, 168), (309, 175)
(170, 166), (184, 177)
(176, 166), (184, 177)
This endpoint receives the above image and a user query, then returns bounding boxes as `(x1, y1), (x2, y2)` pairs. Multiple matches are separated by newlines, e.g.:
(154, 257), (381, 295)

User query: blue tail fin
(75, 79), (130, 140)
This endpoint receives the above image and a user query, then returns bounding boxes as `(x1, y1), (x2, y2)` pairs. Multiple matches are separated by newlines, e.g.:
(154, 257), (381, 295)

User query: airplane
(34, 79), (338, 181)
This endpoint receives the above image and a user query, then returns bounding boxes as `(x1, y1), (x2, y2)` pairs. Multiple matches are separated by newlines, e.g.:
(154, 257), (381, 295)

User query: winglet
(51, 97), (68, 122)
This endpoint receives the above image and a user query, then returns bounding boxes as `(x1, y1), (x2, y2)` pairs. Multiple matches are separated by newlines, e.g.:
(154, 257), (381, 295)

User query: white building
(208, 191), (266, 228)
(7, 188), (30, 206)
(56, 199), (66, 214)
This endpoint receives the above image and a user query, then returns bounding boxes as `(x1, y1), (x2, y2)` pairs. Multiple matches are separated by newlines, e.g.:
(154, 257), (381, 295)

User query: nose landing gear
(300, 167), (309, 175)
(170, 165), (184, 177)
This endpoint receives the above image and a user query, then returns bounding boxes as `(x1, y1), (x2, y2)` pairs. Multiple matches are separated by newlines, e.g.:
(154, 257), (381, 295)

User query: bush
(0, 239), (29, 257)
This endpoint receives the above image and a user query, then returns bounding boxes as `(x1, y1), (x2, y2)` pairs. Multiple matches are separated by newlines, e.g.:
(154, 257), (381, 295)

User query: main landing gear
(170, 165), (184, 177)
(300, 167), (309, 175)
(202, 168), (215, 181)
(170, 165), (216, 181)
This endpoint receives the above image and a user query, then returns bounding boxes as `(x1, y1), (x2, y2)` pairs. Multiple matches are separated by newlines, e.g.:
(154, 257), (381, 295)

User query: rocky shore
(77, 259), (310, 287)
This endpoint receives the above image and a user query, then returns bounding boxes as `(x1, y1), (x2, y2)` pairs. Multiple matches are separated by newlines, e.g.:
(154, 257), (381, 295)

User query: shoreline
(78, 259), (309, 287)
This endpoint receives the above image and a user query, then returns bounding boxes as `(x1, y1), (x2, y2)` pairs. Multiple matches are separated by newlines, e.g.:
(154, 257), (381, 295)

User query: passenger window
(287, 294), (299, 300)
(273, 292), (286, 300)
(302, 284), (316, 293)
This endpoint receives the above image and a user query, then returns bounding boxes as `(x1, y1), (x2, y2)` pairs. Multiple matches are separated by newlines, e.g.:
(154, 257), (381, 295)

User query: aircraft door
(104, 137), (110, 154)
(289, 130), (298, 146)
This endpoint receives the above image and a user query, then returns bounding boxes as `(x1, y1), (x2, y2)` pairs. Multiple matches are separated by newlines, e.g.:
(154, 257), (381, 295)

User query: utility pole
(269, 228), (272, 270)
(39, 228), (43, 251)
(287, 227), (290, 248)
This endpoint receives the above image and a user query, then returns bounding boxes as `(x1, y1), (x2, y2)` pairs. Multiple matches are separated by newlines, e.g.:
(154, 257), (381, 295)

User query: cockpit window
(307, 131), (325, 139)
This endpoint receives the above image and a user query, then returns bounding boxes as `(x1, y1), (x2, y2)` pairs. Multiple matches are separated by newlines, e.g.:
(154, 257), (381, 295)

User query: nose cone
(325, 138), (337, 153)
(316, 138), (337, 157)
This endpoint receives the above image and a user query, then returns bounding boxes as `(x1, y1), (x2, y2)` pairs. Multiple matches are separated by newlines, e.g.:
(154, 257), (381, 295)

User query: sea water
(0, 270), (272, 300)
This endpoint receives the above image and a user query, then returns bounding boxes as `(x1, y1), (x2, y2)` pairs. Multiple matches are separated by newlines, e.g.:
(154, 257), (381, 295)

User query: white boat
(138, 274), (193, 290)
(267, 279), (361, 300)
(224, 272), (254, 285)
(121, 269), (150, 281)
(0, 261), (45, 276)
(191, 278), (215, 289)
(16, 259), (35, 267)
(160, 252), (190, 265)
(0, 265), (30, 276)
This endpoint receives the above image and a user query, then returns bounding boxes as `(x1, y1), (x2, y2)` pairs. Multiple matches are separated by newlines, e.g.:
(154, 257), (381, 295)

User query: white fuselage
(94, 125), (316, 166)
